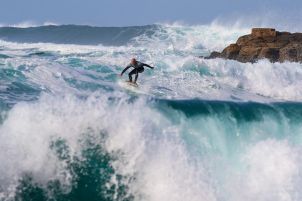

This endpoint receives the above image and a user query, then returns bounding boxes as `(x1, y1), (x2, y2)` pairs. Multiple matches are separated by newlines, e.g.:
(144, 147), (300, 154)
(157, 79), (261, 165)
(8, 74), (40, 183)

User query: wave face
(1, 23), (302, 201)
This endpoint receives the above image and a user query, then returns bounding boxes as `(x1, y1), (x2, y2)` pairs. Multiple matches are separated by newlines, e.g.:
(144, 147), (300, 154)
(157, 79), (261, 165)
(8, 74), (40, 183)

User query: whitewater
(1, 23), (302, 201)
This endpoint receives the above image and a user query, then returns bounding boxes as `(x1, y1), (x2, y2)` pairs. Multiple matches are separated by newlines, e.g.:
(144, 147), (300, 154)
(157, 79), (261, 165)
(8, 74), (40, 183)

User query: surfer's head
(131, 58), (137, 65)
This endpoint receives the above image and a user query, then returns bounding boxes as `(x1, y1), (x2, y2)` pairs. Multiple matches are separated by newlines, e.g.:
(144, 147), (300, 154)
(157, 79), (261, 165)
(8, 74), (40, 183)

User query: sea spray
(0, 23), (302, 201)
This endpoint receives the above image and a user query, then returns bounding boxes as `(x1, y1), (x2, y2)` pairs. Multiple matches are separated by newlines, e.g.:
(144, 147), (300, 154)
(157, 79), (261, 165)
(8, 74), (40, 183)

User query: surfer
(120, 58), (154, 84)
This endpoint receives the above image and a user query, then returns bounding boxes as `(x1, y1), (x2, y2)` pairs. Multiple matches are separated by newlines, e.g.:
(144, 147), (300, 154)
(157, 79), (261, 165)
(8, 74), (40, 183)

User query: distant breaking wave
(0, 24), (160, 45)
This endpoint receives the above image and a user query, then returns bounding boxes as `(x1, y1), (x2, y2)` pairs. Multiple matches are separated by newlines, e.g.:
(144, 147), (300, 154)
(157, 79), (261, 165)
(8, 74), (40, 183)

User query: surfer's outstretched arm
(121, 65), (131, 76)
(142, 63), (154, 69)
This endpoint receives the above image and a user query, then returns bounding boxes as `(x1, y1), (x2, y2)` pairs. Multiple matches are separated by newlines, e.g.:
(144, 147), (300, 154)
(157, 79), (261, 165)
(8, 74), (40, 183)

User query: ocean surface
(1, 23), (302, 201)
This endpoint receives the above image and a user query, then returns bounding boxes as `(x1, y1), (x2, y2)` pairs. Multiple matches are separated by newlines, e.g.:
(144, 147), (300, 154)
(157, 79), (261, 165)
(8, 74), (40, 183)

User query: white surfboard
(125, 81), (139, 87)
(118, 80), (147, 95)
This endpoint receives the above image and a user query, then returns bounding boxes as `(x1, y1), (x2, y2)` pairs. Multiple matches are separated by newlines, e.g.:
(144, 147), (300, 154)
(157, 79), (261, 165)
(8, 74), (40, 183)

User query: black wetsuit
(121, 61), (153, 83)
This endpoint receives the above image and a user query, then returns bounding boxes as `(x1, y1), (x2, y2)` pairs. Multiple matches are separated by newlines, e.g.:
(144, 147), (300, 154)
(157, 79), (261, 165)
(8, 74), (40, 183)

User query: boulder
(206, 28), (302, 63)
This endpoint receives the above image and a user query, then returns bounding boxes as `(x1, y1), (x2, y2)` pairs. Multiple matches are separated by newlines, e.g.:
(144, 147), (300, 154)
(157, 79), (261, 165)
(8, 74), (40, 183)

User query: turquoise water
(1, 24), (302, 201)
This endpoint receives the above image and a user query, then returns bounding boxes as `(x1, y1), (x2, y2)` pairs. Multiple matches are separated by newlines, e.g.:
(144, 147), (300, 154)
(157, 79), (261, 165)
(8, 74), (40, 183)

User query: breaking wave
(0, 23), (302, 201)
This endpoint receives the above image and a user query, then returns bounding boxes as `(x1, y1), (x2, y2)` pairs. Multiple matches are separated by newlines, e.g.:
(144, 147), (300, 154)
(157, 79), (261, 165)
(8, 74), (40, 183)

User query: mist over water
(0, 23), (302, 201)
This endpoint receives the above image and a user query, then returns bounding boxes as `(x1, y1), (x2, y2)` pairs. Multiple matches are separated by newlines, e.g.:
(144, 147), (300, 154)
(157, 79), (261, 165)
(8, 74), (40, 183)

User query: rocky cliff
(206, 28), (302, 63)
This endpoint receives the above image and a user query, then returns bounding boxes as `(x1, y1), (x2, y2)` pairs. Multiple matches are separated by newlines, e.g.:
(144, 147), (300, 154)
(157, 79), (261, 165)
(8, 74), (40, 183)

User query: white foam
(0, 21), (59, 28)
(0, 94), (217, 200)
(103, 98), (217, 201)
(227, 139), (302, 201)
(132, 23), (249, 54)
(1, 92), (302, 200)
(1, 22), (302, 101)
(201, 58), (302, 101)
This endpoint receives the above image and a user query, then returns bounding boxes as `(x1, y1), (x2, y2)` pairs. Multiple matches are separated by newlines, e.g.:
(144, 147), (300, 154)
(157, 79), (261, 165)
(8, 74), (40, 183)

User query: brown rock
(280, 44), (302, 62)
(236, 35), (251, 46)
(205, 28), (302, 63)
(204, 51), (221, 59)
(244, 37), (268, 48)
(221, 44), (240, 59)
(237, 47), (261, 63)
(258, 48), (280, 62)
(251, 28), (276, 38)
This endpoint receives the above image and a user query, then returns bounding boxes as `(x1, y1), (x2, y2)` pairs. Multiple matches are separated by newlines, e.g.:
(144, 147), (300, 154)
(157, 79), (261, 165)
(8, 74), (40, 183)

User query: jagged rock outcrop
(205, 28), (302, 63)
